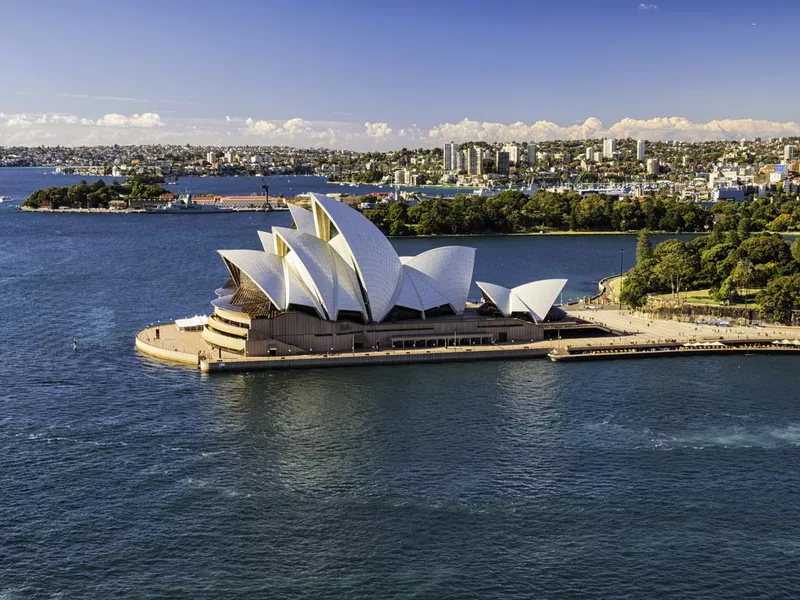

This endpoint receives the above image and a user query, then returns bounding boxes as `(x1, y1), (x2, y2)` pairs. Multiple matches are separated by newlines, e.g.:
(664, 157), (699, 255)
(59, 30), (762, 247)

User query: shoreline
(14, 208), (798, 238)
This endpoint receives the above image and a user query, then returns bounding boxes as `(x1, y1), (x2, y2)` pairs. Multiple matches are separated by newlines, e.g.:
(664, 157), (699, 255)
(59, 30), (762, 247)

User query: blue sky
(2, 0), (799, 147)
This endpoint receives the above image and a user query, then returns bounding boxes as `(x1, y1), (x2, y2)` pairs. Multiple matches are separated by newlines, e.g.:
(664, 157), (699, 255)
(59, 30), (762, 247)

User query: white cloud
(638, 3), (658, 9)
(426, 116), (800, 143)
(95, 112), (163, 128)
(3, 111), (800, 148)
(364, 122), (393, 138)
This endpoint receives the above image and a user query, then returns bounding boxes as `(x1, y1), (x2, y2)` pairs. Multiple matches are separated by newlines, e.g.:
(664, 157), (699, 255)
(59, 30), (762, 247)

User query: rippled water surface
(2, 175), (800, 598)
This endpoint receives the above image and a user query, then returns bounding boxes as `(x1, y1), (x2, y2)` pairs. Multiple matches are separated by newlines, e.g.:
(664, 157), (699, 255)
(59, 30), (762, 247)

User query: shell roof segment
(217, 249), (286, 310)
(405, 246), (476, 315)
(309, 193), (403, 322)
(476, 279), (567, 322)
(287, 204), (317, 235)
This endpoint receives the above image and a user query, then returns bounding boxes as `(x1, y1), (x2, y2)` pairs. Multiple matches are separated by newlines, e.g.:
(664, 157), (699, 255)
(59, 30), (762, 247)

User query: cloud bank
(2, 112), (800, 148)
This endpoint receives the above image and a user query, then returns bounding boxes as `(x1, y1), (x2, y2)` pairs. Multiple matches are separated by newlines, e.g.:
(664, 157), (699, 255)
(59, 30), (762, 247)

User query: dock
(548, 339), (800, 362)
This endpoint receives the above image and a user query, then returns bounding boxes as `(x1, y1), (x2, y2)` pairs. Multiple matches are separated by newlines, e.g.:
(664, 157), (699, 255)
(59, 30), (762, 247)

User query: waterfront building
(206, 151), (216, 164)
(603, 138), (616, 160)
(503, 144), (520, 165)
(527, 142), (537, 166)
(394, 169), (410, 185)
(646, 158), (660, 175)
(495, 151), (510, 175)
(443, 141), (459, 172)
(636, 140), (646, 162)
(224, 150), (235, 163)
(201, 193), (566, 356)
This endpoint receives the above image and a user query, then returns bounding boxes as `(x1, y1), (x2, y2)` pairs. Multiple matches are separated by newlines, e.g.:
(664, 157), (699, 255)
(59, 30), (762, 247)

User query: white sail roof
(476, 279), (567, 322)
(511, 279), (568, 322)
(257, 231), (275, 255)
(287, 204), (317, 235)
(395, 265), (450, 313)
(405, 246), (476, 314)
(282, 256), (324, 318)
(273, 227), (367, 322)
(218, 249), (286, 309)
(309, 193), (403, 322)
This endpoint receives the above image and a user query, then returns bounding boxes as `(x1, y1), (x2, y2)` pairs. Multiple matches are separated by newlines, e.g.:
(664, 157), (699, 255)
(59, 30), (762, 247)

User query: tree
(758, 273), (800, 323)
(653, 240), (697, 297)
(731, 258), (755, 305)
(739, 234), (791, 266)
(791, 238), (800, 264)
(737, 215), (751, 240)
(636, 229), (653, 264)
(712, 276), (741, 304)
(768, 213), (793, 231)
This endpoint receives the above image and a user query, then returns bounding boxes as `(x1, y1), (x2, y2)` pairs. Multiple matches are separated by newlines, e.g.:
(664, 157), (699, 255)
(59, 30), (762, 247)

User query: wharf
(549, 339), (800, 362)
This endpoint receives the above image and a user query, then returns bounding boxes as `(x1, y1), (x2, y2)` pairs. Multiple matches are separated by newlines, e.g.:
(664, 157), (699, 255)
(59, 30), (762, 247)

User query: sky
(2, 0), (799, 149)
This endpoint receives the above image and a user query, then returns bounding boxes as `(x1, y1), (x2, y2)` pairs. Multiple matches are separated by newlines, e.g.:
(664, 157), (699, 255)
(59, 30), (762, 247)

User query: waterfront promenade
(136, 306), (800, 372)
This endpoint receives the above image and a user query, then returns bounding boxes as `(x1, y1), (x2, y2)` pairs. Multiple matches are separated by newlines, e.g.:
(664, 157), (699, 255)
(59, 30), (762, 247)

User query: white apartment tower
(206, 151), (217, 164)
(602, 138), (616, 159)
(636, 140), (646, 162)
(784, 145), (795, 162)
(585, 147), (595, 161)
(646, 158), (660, 176)
(502, 143), (520, 165)
(443, 141), (459, 172)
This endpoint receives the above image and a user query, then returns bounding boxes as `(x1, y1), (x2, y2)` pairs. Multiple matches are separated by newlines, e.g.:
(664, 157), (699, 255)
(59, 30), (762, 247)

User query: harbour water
(2, 171), (800, 598)
(0, 167), (472, 203)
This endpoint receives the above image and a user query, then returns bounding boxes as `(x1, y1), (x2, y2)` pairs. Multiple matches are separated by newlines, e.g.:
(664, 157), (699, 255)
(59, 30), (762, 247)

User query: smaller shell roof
(218, 249), (286, 310)
(476, 279), (567, 322)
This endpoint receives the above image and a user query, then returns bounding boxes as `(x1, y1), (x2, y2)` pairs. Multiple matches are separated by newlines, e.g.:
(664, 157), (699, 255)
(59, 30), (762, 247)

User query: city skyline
(2, 0), (799, 148)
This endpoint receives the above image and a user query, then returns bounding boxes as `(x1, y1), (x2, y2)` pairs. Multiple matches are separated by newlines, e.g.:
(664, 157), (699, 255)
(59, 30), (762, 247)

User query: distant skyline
(2, 0), (799, 148)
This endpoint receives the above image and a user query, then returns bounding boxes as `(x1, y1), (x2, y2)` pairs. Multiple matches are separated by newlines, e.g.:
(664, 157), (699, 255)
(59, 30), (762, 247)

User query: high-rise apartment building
(585, 147), (595, 161)
(443, 141), (459, 172)
(785, 145), (795, 162)
(636, 140), (646, 162)
(502, 143), (520, 165)
(465, 146), (482, 175)
(495, 151), (510, 175)
(602, 138), (616, 159)
(646, 158), (660, 175)
(527, 142), (537, 166)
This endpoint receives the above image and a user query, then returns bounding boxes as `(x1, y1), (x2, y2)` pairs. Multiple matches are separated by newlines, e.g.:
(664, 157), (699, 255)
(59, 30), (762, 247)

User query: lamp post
(619, 249), (624, 311)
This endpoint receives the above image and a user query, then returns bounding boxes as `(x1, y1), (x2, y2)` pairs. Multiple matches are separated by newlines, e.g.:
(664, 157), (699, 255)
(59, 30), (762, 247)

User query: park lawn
(654, 288), (762, 307)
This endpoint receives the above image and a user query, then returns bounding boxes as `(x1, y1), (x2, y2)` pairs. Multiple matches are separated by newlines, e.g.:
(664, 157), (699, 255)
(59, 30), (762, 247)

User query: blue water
(0, 167), (471, 203)
(2, 171), (800, 598)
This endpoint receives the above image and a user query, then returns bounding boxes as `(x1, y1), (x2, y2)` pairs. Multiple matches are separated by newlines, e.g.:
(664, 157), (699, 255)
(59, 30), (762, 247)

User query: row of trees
(621, 228), (800, 323)
(23, 174), (168, 209)
(365, 189), (800, 237)
(365, 190), (718, 236)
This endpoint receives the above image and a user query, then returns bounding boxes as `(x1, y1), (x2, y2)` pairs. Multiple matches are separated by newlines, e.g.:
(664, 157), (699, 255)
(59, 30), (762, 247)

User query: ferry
(145, 193), (233, 214)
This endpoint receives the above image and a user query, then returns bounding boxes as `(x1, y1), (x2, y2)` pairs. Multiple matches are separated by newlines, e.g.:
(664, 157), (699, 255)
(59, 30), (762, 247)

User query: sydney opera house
(201, 193), (567, 357)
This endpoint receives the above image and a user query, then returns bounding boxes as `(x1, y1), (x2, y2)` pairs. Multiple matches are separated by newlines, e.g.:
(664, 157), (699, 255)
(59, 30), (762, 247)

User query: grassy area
(654, 288), (761, 308)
